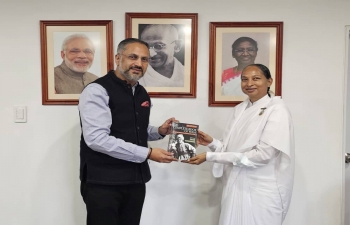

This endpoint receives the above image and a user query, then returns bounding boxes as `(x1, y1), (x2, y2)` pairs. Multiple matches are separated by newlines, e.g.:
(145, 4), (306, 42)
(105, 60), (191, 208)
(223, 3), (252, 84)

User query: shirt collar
(247, 94), (270, 107)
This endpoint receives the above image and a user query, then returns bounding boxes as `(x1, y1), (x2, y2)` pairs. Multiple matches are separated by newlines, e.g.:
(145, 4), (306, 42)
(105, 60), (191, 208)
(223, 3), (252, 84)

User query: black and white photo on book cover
(167, 122), (199, 161)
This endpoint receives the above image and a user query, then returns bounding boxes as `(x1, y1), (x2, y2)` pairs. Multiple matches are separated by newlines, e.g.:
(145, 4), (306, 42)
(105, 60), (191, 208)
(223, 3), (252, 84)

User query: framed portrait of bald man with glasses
(40, 20), (114, 105)
(125, 13), (198, 98)
(208, 22), (283, 106)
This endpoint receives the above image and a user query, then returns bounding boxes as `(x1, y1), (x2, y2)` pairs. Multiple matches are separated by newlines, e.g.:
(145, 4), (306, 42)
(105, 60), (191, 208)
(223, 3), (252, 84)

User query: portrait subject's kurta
(54, 62), (98, 94)
(221, 68), (245, 96)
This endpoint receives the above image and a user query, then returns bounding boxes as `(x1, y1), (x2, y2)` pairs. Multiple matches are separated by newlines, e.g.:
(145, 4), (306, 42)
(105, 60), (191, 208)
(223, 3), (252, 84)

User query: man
(78, 38), (177, 225)
(170, 134), (196, 161)
(138, 24), (184, 87)
(54, 33), (98, 94)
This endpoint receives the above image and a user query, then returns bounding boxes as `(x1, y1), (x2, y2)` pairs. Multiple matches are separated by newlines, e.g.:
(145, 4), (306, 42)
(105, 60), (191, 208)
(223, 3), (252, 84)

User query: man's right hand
(149, 148), (178, 163)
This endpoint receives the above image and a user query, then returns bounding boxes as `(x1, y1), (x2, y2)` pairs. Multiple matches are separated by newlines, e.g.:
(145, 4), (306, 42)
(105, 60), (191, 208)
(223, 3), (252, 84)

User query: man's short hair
(176, 134), (184, 139)
(61, 33), (95, 53)
(117, 38), (149, 54)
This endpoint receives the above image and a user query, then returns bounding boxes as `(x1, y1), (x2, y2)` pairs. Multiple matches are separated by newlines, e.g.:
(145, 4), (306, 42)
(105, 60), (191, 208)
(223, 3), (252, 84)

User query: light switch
(14, 106), (27, 123)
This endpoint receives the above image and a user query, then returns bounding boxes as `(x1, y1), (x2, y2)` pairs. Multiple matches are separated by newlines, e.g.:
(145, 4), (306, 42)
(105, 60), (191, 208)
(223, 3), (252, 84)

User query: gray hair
(61, 34), (95, 53)
(117, 38), (149, 54)
(176, 134), (184, 139)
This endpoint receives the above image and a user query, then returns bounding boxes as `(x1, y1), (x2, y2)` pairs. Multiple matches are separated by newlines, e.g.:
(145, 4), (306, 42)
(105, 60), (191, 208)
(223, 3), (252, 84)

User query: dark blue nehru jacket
(80, 70), (151, 185)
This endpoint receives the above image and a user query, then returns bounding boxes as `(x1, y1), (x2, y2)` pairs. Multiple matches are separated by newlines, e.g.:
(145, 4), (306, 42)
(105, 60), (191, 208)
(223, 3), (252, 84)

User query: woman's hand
(197, 130), (213, 146)
(182, 152), (207, 165)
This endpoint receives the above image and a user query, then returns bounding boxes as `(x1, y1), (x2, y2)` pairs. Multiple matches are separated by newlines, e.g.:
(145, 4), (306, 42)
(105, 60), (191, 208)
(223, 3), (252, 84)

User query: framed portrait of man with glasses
(125, 13), (198, 98)
(208, 22), (283, 106)
(40, 20), (114, 105)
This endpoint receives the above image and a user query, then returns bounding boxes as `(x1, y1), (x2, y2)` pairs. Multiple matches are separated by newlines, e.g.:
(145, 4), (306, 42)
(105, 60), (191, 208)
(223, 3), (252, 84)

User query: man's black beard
(119, 65), (144, 82)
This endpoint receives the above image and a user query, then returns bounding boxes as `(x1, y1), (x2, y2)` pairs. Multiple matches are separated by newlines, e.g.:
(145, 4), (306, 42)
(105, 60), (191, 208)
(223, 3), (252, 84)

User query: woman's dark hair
(232, 37), (258, 52)
(243, 64), (272, 97)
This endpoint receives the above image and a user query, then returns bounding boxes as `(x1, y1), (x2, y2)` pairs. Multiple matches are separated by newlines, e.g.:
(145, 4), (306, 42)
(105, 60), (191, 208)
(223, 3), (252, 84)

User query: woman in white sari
(185, 64), (294, 225)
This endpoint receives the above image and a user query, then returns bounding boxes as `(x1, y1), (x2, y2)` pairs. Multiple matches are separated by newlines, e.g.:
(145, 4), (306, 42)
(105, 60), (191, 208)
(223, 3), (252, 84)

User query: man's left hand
(158, 117), (178, 135)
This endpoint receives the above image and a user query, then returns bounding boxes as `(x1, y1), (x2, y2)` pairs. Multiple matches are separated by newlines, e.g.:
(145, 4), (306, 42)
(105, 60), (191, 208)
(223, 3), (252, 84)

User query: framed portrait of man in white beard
(40, 20), (114, 105)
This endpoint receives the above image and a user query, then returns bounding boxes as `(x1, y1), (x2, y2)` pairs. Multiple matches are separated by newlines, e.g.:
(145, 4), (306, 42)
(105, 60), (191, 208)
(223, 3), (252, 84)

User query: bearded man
(78, 38), (178, 225)
(54, 34), (98, 94)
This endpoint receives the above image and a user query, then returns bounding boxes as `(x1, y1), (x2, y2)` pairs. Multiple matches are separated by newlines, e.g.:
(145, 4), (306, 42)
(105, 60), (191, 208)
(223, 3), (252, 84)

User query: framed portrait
(125, 13), (198, 98)
(40, 20), (114, 105)
(209, 22), (283, 106)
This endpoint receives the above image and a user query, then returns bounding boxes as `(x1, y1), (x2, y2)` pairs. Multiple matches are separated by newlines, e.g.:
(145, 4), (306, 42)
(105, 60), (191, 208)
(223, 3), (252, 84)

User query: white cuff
(207, 138), (221, 152)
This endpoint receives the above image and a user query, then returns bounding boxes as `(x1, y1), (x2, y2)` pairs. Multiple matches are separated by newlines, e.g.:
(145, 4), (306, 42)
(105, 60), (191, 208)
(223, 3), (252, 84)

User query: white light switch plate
(14, 105), (27, 123)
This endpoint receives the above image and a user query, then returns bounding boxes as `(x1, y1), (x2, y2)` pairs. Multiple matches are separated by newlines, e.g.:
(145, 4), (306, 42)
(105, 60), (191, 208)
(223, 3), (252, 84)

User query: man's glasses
(68, 48), (94, 56)
(120, 54), (149, 63)
(233, 48), (257, 54)
(149, 41), (176, 51)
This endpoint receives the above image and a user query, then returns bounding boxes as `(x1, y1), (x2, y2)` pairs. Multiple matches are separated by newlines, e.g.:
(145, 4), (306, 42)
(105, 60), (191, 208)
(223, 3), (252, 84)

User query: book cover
(167, 122), (199, 160)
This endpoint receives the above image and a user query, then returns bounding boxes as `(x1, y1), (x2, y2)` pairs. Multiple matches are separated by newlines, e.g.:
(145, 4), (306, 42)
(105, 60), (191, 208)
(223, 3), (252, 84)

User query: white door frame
(342, 26), (350, 225)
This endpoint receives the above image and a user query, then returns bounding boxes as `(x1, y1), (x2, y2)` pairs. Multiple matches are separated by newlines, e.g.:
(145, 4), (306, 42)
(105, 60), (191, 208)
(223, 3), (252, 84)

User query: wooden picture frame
(40, 20), (114, 105)
(125, 13), (198, 98)
(209, 22), (283, 106)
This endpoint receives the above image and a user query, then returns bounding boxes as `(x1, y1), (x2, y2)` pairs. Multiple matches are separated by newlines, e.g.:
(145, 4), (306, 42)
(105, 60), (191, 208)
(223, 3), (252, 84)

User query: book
(167, 122), (199, 160)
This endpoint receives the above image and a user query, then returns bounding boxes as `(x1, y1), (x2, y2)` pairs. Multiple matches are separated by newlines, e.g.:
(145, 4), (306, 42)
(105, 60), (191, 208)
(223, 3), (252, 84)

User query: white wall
(344, 27), (350, 225)
(0, 0), (348, 224)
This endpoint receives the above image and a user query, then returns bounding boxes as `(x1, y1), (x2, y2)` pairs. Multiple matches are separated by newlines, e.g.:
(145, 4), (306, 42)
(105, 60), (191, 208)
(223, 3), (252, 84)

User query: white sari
(207, 96), (294, 225)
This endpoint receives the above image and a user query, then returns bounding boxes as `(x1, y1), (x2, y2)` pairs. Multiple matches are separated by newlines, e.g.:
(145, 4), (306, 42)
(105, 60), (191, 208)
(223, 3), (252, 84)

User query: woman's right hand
(197, 130), (213, 146)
